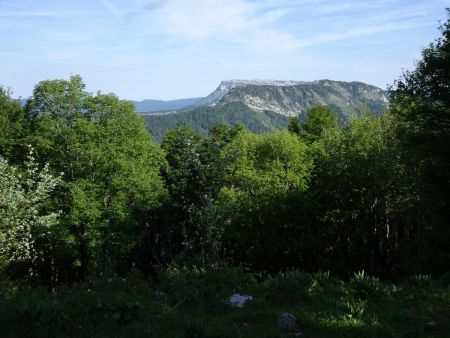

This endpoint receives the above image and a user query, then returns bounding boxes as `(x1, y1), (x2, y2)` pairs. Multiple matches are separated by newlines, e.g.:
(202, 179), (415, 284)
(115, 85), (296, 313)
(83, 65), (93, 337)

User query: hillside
(144, 101), (289, 141)
(131, 97), (202, 113)
(143, 79), (388, 140)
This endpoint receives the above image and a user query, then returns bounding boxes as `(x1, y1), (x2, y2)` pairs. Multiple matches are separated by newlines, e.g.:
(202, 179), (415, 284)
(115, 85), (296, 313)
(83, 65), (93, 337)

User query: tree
(0, 149), (60, 278)
(0, 87), (27, 161)
(25, 75), (88, 119)
(26, 76), (167, 280)
(300, 104), (338, 142)
(287, 116), (300, 135)
(216, 130), (313, 271)
(389, 10), (450, 273)
(307, 113), (418, 276)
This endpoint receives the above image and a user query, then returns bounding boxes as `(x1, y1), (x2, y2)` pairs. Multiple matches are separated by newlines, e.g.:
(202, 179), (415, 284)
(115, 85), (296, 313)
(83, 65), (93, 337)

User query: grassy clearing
(1, 267), (449, 338)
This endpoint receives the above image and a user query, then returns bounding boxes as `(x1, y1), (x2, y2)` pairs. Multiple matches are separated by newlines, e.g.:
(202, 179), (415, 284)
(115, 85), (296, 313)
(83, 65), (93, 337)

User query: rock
(277, 312), (297, 329)
(426, 321), (436, 329)
(388, 284), (396, 293)
(227, 294), (253, 308)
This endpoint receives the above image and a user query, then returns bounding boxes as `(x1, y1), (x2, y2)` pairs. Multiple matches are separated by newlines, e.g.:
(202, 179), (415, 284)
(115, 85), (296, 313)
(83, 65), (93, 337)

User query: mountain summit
(193, 80), (304, 107)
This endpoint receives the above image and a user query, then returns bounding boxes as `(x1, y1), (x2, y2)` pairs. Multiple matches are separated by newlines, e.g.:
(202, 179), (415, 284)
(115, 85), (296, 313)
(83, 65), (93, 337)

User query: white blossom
(0, 149), (60, 265)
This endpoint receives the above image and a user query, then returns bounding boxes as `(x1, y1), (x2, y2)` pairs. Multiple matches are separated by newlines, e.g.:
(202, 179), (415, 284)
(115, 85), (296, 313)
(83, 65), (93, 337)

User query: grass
(0, 267), (449, 337)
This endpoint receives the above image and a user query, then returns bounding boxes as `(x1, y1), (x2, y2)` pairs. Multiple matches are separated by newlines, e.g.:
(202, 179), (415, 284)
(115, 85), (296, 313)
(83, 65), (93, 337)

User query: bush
(407, 274), (432, 287)
(349, 271), (389, 298)
(340, 297), (367, 320)
(264, 269), (313, 291)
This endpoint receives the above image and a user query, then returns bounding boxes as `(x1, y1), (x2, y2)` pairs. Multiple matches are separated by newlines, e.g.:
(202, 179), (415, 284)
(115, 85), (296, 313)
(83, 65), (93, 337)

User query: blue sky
(1, 0), (449, 100)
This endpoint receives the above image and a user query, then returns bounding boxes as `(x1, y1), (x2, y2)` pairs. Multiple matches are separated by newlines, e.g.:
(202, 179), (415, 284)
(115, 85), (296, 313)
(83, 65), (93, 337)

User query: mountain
(132, 97), (202, 113)
(143, 79), (389, 141)
(192, 80), (304, 107)
(219, 80), (388, 118)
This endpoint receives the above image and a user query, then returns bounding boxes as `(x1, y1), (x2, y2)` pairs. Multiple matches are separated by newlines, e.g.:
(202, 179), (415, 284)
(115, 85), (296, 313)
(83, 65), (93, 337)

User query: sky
(0, 0), (449, 100)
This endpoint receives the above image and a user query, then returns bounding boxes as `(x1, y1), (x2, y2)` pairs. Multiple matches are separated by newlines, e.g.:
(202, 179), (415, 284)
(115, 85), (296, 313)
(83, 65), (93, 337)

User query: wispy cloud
(143, 0), (169, 11)
(0, 11), (63, 17)
(296, 20), (435, 48)
(151, 0), (441, 54)
(99, 0), (121, 18)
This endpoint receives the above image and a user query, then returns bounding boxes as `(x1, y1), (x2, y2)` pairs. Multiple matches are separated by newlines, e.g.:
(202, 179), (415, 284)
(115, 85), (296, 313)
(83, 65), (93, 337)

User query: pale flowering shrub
(0, 147), (60, 269)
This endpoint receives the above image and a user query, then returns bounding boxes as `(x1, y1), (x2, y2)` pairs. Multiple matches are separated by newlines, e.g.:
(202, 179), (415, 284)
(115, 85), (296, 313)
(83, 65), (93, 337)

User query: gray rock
(277, 312), (297, 329)
(227, 294), (253, 308)
(388, 284), (396, 293)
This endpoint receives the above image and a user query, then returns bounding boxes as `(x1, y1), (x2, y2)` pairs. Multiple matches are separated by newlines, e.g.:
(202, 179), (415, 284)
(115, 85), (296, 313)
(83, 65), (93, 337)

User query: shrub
(349, 271), (388, 298)
(407, 274), (432, 287)
(265, 269), (313, 292)
(340, 297), (367, 320)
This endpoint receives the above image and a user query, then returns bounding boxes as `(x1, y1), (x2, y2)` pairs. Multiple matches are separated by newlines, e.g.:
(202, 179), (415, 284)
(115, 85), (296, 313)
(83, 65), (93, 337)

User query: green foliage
(287, 116), (300, 134)
(349, 271), (389, 298)
(159, 265), (257, 304)
(389, 9), (450, 274)
(300, 104), (338, 142)
(143, 101), (290, 141)
(407, 274), (432, 287)
(305, 113), (418, 275)
(22, 76), (167, 281)
(0, 87), (27, 160)
(25, 75), (88, 118)
(216, 130), (313, 271)
(1, 269), (449, 338)
(268, 270), (314, 289)
(340, 297), (367, 320)
(159, 125), (224, 265)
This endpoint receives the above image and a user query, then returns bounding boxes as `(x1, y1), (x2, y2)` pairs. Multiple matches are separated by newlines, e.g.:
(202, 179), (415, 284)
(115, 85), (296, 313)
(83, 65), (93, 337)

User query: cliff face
(220, 80), (388, 117)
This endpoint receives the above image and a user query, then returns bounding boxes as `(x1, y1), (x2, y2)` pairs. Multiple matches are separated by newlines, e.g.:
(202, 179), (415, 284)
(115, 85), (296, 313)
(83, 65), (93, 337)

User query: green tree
(0, 87), (27, 161)
(307, 114), (418, 276)
(159, 126), (206, 260)
(216, 130), (313, 271)
(287, 116), (301, 135)
(300, 104), (338, 142)
(389, 10), (450, 273)
(26, 76), (167, 280)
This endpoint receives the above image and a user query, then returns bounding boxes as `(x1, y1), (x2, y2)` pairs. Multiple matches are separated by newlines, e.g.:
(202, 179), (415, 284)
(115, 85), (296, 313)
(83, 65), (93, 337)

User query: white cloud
(155, 0), (297, 53)
(296, 20), (435, 48)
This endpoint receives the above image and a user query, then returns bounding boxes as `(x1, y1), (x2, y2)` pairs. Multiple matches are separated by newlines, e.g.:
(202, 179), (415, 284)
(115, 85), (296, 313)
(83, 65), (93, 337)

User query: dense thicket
(1, 13), (449, 285)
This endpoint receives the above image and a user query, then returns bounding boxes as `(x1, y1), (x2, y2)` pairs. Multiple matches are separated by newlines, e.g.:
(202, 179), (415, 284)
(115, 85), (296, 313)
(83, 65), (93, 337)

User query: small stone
(227, 294), (253, 308)
(426, 321), (436, 328)
(388, 284), (396, 293)
(277, 312), (297, 329)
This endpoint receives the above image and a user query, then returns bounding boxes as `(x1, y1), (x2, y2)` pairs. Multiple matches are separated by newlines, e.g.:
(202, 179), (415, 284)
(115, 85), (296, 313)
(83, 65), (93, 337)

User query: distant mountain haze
(17, 97), (202, 113)
(132, 97), (202, 113)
